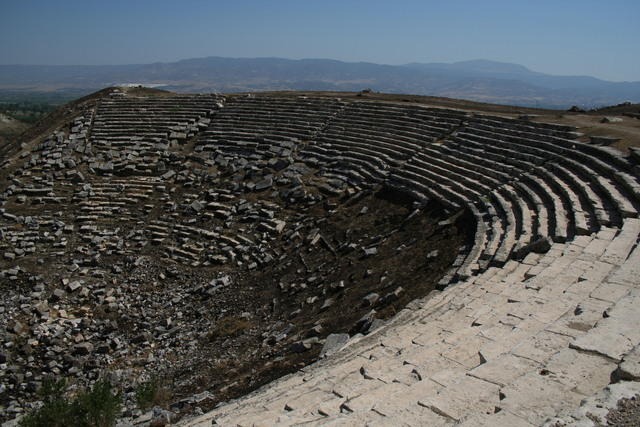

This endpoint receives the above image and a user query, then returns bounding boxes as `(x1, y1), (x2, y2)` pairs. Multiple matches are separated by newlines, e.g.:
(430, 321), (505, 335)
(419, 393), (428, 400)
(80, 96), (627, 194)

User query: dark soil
(134, 188), (471, 417)
(589, 103), (640, 116)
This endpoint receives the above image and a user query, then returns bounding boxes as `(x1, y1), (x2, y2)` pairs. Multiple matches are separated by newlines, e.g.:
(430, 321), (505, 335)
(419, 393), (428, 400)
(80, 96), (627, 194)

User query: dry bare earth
(0, 113), (28, 150)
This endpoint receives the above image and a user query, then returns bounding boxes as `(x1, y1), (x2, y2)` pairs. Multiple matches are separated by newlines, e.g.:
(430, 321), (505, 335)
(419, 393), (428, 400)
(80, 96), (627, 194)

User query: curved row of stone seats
(143, 197), (286, 267)
(389, 154), (520, 277)
(198, 97), (345, 157)
(302, 144), (390, 185)
(469, 114), (582, 140)
(144, 220), (236, 267)
(387, 174), (504, 283)
(463, 116), (639, 222)
(316, 128), (422, 164)
(301, 102), (467, 187)
(464, 128), (612, 234)
(385, 111), (639, 286)
(69, 179), (163, 225)
(429, 148), (556, 272)
(421, 144), (533, 265)
(0, 228), (48, 260)
(434, 141), (553, 247)
(446, 133), (575, 243)
(91, 95), (221, 147)
(329, 102), (466, 144)
(477, 131), (626, 232)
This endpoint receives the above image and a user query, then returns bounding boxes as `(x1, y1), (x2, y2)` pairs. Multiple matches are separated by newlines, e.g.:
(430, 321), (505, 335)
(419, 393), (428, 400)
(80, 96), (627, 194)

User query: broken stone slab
(270, 220), (286, 233)
(33, 301), (49, 316)
(601, 116), (623, 123)
(350, 309), (376, 335)
(589, 136), (620, 146)
(66, 281), (82, 292)
(137, 406), (176, 426)
(319, 298), (335, 311)
(161, 170), (176, 180)
(190, 200), (204, 213)
(614, 344), (640, 381)
(267, 158), (290, 171)
(289, 337), (320, 353)
(8, 320), (27, 335)
(254, 176), (273, 191)
(320, 333), (350, 357)
(73, 342), (93, 355)
(570, 290), (640, 361)
(512, 236), (552, 260)
(362, 247), (378, 257)
(50, 288), (66, 302)
(361, 292), (380, 307)
(380, 286), (404, 306)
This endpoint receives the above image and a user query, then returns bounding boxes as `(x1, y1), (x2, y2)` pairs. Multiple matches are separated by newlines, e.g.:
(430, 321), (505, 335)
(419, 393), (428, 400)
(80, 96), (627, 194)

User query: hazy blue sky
(1, 0), (638, 81)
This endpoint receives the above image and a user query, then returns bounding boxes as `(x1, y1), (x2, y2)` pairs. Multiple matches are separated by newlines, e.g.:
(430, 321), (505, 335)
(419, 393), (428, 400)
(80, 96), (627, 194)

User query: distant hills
(1, 57), (639, 109)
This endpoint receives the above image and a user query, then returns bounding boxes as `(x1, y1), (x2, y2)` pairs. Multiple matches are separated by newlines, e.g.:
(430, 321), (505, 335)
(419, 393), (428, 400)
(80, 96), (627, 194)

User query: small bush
(74, 380), (122, 427)
(135, 376), (171, 410)
(19, 378), (73, 427)
(19, 378), (121, 427)
(207, 316), (252, 340)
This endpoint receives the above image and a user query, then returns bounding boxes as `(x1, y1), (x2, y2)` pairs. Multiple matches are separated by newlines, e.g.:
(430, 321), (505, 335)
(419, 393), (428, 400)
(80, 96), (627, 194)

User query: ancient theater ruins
(1, 88), (639, 426)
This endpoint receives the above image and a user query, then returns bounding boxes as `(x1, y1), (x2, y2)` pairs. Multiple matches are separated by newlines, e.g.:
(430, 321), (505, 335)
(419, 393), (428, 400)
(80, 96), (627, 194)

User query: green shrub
(19, 378), (121, 427)
(74, 380), (122, 427)
(19, 378), (73, 427)
(135, 376), (170, 410)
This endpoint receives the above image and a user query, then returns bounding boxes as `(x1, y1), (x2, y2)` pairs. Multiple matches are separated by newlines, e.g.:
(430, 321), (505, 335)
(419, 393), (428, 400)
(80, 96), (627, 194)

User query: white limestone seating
(197, 97), (345, 158)
(386, 114), (639, 284)
(301, 101), (468, 185)
(89, 95), (223, 175)
(91, 95), (220, 144)
(182, 105), (640, 426)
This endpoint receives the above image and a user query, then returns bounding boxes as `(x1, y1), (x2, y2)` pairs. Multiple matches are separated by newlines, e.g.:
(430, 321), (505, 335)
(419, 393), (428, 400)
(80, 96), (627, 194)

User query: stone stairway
(185, 217), (640, 426)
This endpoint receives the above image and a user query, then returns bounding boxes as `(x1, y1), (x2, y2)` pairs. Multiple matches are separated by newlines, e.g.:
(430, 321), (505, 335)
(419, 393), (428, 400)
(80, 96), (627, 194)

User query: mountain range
(1, 57), (639, 109)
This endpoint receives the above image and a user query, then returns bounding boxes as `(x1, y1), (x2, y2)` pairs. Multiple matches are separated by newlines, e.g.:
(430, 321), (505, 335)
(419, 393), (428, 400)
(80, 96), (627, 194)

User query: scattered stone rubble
(1, 90), (640, 426)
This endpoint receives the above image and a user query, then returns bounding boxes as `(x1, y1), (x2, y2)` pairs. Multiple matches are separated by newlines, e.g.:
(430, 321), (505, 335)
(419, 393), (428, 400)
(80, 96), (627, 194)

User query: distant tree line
(0, 89), (85, 124)
(0, 101), (58, 124)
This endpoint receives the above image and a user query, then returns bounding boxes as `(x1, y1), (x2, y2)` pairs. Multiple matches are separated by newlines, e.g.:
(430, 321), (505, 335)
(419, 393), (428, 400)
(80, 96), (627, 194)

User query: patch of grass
(135, 376), (171, 410)
(207, 316), (252, 340)
(19, 378), (121, 427)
